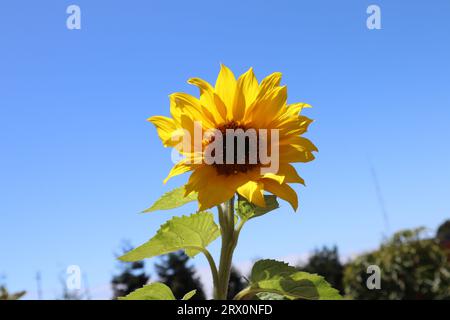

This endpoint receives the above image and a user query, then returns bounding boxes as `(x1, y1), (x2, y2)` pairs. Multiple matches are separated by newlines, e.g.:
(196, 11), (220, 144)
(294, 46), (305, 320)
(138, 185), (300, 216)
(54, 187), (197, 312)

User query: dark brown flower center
(208, 121), (262, 176)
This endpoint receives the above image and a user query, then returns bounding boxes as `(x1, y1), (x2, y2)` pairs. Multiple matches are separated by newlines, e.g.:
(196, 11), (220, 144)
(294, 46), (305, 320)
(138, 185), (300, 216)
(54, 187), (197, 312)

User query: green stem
(215, 196), (238, 300)
(201, 249), (220, 300)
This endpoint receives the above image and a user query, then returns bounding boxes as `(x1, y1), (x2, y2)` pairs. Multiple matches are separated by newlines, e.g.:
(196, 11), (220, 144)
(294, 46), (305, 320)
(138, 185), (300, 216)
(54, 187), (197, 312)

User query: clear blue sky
(1, 0), (449, 299)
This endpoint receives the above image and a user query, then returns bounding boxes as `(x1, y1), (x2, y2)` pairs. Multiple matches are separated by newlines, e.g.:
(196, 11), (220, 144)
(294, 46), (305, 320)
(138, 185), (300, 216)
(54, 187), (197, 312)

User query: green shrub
(343, 228), (450, 299)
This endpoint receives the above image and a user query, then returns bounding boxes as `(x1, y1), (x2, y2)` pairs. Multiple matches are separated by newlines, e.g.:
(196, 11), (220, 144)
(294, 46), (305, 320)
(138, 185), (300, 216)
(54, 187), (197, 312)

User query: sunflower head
(148, 65), (317, 211)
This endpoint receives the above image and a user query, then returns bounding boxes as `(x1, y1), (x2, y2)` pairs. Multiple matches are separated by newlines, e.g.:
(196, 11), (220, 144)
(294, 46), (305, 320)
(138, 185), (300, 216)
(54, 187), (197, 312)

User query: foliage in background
(227, 267), (247, 299)
(111, 241), (150, 299)
(437, 219), (450, 250)
(300, 246), (344, 294)
(155, 251), (206, 300)
(59, 282), (83, 300)
(58, 268), (88, 300)
(343, 227), (450, 300)
(0, 286), (26, 300)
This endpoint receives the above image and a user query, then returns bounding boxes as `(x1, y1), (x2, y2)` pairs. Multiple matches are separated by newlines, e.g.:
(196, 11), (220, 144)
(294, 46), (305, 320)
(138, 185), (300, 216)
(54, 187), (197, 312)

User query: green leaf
(236, 195), (279, 221)
(120, 211), (220, 261)
(182, 289), (197, 300)
(118, 282), (175, 300)
(236, 259), (342, 300)
(118, 284), (197, 301)
(256, 292), (286, 300)
(142, 185), (197, 213)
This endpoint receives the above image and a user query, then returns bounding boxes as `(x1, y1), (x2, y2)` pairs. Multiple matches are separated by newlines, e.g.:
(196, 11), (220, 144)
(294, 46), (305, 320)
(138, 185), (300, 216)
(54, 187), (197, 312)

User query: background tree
(59, 279), (82, 300)
(227, 267), (246, 299)
(299, 245), (344, 294)
(0, 286), (26, 300)
(343, 228), (450, 299)
(437, 219), (450, 262)
(155, 251), (206, 300)
(437, 220), (450, 246)
(111, 241), (150, 299)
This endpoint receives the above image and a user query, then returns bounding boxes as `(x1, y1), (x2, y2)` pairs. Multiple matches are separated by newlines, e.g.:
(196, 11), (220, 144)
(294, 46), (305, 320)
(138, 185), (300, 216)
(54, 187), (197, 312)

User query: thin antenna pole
(83, 274), (91, 300)
(369, 162), (390, 235)
(36, 271), (43, 300)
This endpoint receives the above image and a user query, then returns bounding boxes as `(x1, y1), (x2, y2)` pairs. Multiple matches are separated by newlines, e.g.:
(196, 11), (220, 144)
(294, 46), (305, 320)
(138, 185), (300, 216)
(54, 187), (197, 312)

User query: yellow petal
(279, 144), (316, 163)
(233, 67), (259, 121)
(277, 115), (314, 136)
(170, 93), (215, 129)
(277, 163), (305, 185)
(262, 179), (298, 211)
(213, 93), (228, 123)
(248, 86), (287, 126)
(215, 64), (236, 119)
(260, 164), (304, 184)
(163, 158), (194, 184)
(261, 172), (285, 184)
(188, 77), (225, 124)
(257, 72), (282, 99)
(178, 114), (204, 154)
(279, 136), (318, 151)
(185, 165), (247, 210)
(286, 102), (312, 116)
(237, 180), (265, 207)
(187, 77), (215, 108)
(147, 116), (179, 147)
(269, 102), (312, 129)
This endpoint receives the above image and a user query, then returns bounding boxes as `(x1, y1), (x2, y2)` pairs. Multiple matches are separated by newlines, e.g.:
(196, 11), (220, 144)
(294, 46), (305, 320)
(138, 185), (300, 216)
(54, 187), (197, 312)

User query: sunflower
(148, 65), (317, 211)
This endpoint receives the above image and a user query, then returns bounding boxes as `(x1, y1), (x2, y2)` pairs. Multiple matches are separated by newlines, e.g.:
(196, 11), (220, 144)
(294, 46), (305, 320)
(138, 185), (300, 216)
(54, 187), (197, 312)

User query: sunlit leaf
(118, 282), (175, 300)
(236, 259), (342, 300)
(120, 211), (219, 261)
(255, 292), (286, 300)
(142, 185), (197, 213)
(182, 289), (197, 300)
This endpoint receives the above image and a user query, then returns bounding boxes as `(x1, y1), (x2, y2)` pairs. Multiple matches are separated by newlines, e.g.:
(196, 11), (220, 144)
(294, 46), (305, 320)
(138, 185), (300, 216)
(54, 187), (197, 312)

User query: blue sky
(1, 0), (449, 299)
